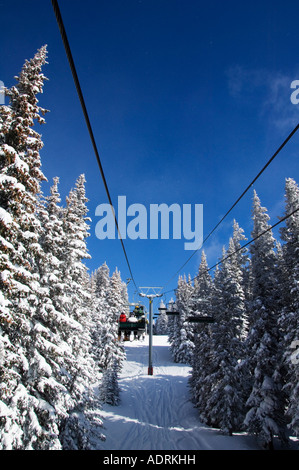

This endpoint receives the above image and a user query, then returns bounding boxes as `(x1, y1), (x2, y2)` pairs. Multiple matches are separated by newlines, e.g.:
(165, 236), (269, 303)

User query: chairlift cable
(51, 0), (299, 299)
(160, 122), (299, 293)
(51, 0), (139, 293)
(162, 205), (299, 296)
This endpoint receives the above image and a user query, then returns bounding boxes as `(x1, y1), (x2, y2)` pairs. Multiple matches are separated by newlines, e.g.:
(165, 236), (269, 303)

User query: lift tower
(139, 287), (163, 375)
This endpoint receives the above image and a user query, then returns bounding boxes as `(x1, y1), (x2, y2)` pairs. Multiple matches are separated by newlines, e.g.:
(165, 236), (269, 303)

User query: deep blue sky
(1, 0), (299, 309)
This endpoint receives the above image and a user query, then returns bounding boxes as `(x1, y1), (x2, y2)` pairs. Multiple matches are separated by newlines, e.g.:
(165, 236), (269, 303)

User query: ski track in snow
(99, 336), (258, 451)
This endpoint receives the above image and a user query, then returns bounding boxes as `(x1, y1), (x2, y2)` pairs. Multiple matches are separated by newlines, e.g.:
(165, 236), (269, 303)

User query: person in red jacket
(119, 313), (127, 323)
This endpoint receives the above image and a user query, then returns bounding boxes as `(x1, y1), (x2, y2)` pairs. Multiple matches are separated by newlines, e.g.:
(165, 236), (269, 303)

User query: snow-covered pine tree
(230, 219), (250, 338)
(98, 360), (120, 406)
(120, 278), (130, 319)
(0, 46), (64, 449)
(59, 175), (104, 450)
(155, 300), (168, 335)
(33, 177), (78, 443)
(206, 221), (248, 434)
(91, 264), (126, 406)
(244, 190), (287, 449)
(0, 45), (48, 340)
(170, 275), (194, 364)
(279, 178), (299, 437)
(91, 262), (115, 372)
(169, 276), (182, 361)
(166, 297), (177, 348)
(37, 176), (75, 342)
(61, 174), (94, 383)
(105, 268), (126, 370)
(95, 261), (110, 297)
(189, 251), (214, 417)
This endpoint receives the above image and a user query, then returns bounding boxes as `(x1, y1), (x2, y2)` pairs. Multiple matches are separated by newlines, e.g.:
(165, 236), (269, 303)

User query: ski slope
(100, 335), (259, 450)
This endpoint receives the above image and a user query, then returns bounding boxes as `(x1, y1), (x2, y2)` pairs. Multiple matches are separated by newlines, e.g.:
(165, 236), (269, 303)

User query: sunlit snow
(99, 335), (259, 450)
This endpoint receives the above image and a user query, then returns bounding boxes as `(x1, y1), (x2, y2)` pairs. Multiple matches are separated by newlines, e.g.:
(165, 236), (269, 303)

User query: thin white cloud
(226, 65), (299, 132)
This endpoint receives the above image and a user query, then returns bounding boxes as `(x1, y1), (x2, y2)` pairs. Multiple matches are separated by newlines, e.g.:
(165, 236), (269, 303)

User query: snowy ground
(100, 335), (260, 451)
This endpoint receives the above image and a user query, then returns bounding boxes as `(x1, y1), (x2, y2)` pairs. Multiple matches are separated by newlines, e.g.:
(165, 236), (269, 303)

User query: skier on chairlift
(119, 312), (127, 323)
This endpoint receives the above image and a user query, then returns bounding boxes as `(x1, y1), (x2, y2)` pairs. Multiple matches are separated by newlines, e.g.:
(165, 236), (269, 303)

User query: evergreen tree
(166, 297), (177, 348)
(205, 230), (247, 435)
(99, 360), (120, 406)
(91, 264), (126, 406)
(244, 191), (287, 449)
(105, 268), (126, 370)
(189, 251), (214, 419)
(0, 46), (62, 449)
(279, 178), (299, 437)
(0, 48), (106, 450)
(92, 262), (124, 372)
(170, 275), (194, 364)
(0, 45), (48, 338)
(230, 219), (250, 338)
(34, 177), (76, 438)
(91, 262), (111, 371)
(155, 300), (168, 335)
(59, 175), (105, 448)
(59, 180), (87, 385)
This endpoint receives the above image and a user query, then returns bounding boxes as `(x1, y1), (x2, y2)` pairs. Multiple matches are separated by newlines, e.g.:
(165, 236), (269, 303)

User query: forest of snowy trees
(168, 181), (299, 449)
(0, 47), (129, 449)
(1, 46), (298, 451)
